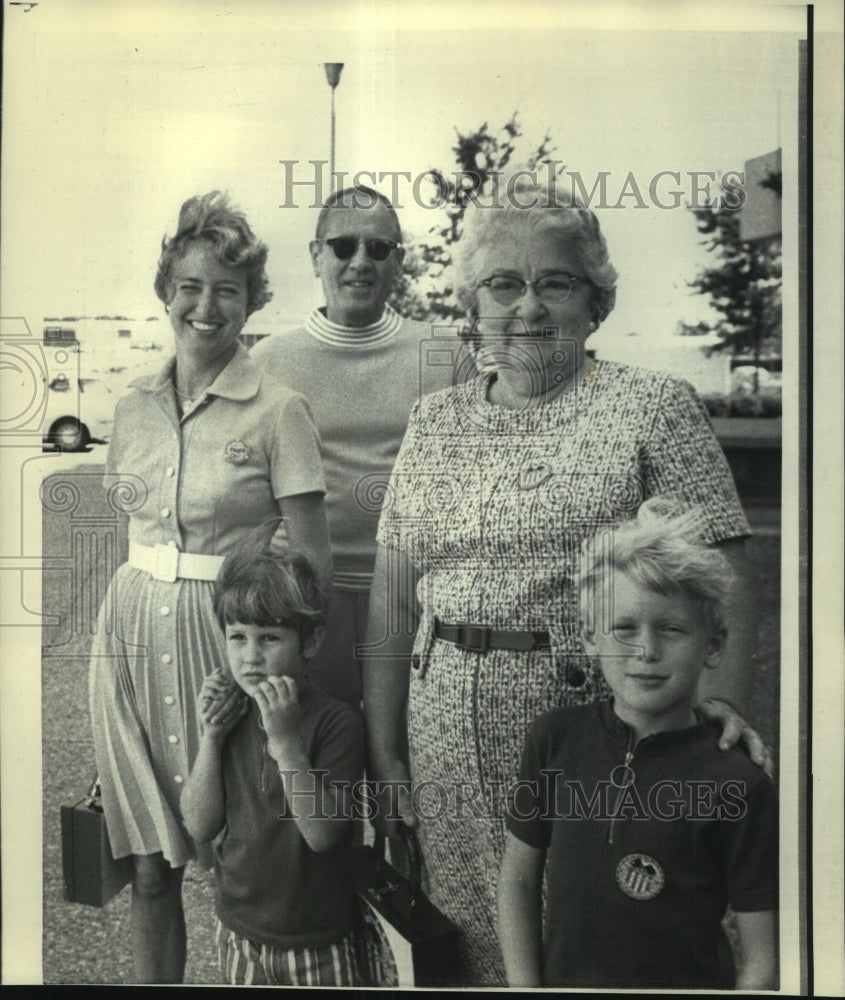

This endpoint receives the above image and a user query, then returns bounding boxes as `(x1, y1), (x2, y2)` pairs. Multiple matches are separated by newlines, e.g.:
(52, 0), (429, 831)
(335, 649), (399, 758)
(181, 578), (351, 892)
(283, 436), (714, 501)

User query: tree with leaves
(388, 114), (558, 322)
(685, 172), (782, 367)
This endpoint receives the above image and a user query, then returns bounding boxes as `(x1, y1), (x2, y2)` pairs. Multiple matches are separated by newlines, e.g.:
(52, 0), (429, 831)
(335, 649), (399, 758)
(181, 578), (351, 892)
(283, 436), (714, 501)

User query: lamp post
(324, 63), (344, 193)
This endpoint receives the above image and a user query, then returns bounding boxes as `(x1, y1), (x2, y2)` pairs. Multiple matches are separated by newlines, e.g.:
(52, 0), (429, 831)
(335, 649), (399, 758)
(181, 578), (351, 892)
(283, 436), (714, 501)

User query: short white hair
(454, 168), (618, 324)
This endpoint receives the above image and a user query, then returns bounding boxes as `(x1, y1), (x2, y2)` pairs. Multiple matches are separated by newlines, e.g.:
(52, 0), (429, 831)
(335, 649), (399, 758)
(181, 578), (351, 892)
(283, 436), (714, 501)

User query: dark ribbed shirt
(215, 689), (364, 948)
(508, 700), (778, 988)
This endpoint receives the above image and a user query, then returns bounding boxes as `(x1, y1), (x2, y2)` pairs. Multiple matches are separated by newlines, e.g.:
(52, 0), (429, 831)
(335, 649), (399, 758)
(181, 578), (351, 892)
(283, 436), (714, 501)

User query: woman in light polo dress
(89, 191), (330, 983)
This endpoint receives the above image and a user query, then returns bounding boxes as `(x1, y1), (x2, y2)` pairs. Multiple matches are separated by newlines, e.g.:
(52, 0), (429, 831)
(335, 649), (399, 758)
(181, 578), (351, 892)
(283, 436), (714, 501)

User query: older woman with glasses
(363, 172), (768, 986)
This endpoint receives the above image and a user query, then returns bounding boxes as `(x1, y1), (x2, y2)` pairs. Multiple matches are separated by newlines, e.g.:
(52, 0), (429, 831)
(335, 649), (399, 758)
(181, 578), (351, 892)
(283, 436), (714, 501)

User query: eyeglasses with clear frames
(478, 272), (590, 306)
(321, 236), (401, 262)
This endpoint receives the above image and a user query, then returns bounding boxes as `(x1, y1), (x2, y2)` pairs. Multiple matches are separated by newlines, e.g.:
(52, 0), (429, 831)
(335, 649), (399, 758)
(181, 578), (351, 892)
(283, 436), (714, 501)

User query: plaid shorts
(215, 918), (360, 986)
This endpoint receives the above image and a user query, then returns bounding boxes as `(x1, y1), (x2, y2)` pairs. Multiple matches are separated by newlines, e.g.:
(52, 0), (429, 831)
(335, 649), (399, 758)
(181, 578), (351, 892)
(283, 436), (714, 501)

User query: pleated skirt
(89, 563), (228, 868)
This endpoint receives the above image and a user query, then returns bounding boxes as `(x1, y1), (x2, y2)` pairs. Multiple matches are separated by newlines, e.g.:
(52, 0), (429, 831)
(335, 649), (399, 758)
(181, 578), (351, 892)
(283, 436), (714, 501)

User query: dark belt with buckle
(432, 617), (550, 654)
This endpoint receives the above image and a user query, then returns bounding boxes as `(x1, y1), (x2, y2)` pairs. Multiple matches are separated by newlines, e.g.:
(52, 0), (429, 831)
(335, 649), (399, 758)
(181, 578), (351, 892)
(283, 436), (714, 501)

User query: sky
(1, 1), (804, 350)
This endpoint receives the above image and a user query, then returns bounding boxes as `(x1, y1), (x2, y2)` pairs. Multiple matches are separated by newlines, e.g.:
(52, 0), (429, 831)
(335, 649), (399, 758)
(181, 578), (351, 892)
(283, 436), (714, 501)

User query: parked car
(42, 375), (117, 451)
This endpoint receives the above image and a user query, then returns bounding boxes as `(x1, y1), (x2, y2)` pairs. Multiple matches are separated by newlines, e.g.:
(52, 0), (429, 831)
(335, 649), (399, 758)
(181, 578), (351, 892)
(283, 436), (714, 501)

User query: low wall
(711, 418), (782, 505)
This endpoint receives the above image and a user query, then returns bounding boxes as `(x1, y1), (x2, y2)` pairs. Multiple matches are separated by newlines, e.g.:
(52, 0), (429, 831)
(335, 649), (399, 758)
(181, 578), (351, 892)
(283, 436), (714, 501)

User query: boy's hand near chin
(255, 675), (304, 759)
(199, 669), (248, 737)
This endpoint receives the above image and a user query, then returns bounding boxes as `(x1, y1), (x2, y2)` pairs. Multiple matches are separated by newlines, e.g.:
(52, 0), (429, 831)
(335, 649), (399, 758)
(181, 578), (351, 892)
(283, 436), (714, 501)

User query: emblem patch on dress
(224, 440), (250, 465)
(615, 853), (665, 900)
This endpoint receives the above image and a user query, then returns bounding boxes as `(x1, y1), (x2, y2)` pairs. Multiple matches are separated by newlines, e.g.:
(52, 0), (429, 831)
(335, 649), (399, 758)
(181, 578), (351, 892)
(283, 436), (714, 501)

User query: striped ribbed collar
(305, 304), (401, 348)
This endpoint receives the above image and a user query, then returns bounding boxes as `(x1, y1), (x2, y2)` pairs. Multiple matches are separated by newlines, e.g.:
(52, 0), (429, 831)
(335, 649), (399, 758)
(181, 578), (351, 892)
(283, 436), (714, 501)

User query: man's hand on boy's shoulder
(199, 669), (248, 740)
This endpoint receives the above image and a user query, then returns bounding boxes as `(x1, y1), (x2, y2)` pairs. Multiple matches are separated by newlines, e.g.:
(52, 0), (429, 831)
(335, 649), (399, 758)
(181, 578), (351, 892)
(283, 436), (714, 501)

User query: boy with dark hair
(182, 545), (363, 986)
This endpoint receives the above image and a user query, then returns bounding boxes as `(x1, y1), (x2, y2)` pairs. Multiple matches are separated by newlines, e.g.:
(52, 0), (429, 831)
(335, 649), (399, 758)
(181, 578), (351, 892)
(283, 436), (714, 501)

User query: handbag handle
(373, 824), (423, 909)
(84, 772), (102, 810)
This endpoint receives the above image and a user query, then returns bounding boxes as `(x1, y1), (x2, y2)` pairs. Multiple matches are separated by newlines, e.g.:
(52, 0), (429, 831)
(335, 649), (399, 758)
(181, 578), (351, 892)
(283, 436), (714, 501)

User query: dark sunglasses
(321, 236), (401, 261)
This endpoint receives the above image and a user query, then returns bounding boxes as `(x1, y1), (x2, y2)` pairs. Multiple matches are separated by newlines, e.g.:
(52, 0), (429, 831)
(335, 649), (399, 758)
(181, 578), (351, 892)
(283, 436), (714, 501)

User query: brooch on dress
(518, 463), (554, 490)
(225, 440), (250, 465)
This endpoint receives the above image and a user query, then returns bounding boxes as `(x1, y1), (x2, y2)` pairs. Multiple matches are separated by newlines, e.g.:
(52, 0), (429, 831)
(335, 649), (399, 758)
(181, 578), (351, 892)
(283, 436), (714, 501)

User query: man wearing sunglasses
(252, 185), (453, 705)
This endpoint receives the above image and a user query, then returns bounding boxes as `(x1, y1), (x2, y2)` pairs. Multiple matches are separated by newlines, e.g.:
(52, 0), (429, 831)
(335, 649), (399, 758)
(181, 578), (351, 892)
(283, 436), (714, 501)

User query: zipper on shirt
(608, 728), (637, 845)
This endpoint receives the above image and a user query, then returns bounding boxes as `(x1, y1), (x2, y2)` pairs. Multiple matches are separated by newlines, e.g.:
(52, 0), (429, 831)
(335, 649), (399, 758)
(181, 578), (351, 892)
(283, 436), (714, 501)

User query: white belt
(128, 542), (225, 583)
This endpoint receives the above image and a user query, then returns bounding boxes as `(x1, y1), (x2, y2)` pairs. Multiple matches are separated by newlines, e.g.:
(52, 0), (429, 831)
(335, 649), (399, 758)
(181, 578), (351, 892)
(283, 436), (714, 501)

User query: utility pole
(324, 63), (344, 193)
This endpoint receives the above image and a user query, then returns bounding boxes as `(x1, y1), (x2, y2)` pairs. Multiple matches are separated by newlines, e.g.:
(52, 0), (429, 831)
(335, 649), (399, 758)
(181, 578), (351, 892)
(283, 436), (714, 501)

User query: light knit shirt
(251, 306), (461, 589)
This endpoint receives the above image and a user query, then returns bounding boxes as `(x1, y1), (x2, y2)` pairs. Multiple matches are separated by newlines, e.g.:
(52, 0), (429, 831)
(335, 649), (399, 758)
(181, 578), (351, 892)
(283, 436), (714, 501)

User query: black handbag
(353, 825), (462, 987)
(60, 775), (133, 906)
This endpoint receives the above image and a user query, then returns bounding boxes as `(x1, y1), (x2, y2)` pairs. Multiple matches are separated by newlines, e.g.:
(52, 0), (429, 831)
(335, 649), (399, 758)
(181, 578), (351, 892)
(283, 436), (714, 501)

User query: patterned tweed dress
(376, 361), (750, 985)
(89, 348), (324, 868)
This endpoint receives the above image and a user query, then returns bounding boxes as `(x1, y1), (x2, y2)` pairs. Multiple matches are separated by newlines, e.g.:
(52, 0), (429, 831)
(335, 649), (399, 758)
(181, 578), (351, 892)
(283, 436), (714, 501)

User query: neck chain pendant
(608, 750), (636, 844)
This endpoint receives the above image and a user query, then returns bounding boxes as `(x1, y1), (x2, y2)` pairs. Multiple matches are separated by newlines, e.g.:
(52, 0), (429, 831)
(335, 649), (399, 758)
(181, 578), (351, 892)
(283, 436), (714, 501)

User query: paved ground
(39, 458), (782, 986)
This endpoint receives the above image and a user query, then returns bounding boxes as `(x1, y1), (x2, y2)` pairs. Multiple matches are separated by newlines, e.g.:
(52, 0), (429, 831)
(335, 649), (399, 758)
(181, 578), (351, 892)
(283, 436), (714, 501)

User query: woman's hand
(372, 764), (419, 835)
(255, 675), (303, 759)
(198, 670), (248, 738)
(698, 698), (774, 777)
(363, 544), (422, 835)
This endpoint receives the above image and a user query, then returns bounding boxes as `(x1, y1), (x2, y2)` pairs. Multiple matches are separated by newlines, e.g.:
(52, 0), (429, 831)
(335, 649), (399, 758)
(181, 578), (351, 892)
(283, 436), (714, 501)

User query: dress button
(173, 775), (183, 784)
(168, 735), (179, 744)
(410, 653), (421, 670)
(161, 507), (171, 518)
(165, 467), (175, 477)
(567, 667), (587, 688)
(164, 695), (175, 706)
(160, 606), (171, 616)
(161, 653), (172, 664)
